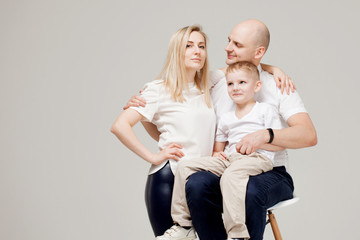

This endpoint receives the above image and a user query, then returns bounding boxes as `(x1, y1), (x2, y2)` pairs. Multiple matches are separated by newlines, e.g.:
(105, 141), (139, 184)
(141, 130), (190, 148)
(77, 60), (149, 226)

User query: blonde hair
(226, 61), (260, 81)
(157, 25), (211, 107)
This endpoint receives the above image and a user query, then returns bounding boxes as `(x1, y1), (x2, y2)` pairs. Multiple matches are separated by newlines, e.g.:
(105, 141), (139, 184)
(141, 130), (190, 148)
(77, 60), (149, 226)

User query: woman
(110, 25), (216, 236)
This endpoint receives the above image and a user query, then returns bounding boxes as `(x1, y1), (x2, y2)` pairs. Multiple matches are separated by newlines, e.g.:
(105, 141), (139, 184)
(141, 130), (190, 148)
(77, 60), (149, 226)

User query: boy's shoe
(155, 225), (196, 240)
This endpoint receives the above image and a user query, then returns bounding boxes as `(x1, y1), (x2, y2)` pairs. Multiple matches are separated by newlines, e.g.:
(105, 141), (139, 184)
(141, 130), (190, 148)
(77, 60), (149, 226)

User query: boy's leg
(220, 153), (273, 239)
(171, 156), (229, 227)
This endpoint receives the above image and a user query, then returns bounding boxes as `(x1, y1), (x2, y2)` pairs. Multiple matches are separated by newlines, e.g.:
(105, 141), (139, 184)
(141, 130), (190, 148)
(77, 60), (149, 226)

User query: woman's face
(184, 31), (206, 72)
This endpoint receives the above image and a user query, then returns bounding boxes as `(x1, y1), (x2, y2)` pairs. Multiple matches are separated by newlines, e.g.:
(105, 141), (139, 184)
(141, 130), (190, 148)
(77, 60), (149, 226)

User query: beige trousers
(171, 152), (273, 239)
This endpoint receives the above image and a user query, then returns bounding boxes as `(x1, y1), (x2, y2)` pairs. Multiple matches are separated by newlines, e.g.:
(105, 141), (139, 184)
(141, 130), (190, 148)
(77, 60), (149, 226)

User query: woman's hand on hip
(150, 143), (184, 165)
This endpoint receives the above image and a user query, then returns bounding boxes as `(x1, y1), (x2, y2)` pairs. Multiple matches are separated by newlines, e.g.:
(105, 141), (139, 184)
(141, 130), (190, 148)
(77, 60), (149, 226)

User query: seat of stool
(267, 197), (300, 211)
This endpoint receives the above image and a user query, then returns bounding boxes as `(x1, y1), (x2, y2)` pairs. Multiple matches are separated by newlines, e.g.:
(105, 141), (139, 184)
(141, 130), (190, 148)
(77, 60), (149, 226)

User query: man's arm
(236, 112), (317, 154)
(271, 112), (317, 148)
(260, 144), (285, 152)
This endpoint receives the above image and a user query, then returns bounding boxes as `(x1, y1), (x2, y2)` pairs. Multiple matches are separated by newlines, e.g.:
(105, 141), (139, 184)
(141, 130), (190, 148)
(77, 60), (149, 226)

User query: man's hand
(123, 90), (146, 110)
(236, 130), (269, 155)
(212, 151), (227, 161)
(149, 143), (184, 165)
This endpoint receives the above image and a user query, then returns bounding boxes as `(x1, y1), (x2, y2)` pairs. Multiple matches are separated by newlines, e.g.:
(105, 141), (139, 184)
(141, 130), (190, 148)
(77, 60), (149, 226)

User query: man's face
(225, 26), (257, 65)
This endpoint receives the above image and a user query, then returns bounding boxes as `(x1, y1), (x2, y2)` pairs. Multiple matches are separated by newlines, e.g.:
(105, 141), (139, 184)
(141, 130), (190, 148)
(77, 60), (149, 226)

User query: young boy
(156, 61), (285, 240)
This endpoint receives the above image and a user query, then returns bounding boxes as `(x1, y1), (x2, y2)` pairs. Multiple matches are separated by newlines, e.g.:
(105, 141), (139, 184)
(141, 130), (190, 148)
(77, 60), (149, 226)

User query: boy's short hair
(226, 61), (260, 81)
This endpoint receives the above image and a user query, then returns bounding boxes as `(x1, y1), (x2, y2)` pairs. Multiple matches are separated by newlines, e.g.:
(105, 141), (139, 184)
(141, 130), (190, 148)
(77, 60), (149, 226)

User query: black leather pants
(145, 162), (174, 236)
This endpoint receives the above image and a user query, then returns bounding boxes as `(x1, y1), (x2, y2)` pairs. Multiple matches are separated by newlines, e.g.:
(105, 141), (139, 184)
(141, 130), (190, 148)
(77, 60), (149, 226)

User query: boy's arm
(212, 141), (227, 160)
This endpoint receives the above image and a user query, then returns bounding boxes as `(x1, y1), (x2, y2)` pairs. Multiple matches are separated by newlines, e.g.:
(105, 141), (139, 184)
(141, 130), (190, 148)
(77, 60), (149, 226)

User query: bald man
(185, 20), (317, 240)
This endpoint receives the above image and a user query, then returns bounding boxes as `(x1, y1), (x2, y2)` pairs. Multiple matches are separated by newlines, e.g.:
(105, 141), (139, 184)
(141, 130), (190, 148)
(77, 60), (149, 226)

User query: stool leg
(268, 210), (282, 240)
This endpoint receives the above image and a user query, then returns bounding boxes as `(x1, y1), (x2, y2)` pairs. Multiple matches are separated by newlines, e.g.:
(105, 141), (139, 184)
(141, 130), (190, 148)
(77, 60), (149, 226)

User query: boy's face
(226, 69), (261, 105)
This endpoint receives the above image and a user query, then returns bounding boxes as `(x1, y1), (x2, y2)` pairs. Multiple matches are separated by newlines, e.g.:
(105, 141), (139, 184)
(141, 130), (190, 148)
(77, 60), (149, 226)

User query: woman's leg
(145, 162), (174, 237)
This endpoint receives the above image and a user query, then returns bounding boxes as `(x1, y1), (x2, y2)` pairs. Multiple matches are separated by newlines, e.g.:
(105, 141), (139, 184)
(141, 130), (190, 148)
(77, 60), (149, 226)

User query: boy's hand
(212, 151), (227, 161)
(123, 90), (146, 110)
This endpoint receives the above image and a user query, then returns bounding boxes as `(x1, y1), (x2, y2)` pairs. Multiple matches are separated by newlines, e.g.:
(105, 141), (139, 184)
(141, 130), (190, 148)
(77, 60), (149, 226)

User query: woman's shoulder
(144, 79), (164, 87)
(142, 79), (165, 91)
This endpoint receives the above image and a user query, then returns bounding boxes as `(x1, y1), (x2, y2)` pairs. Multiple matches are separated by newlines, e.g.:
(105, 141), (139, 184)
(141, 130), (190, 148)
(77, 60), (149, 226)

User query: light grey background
(1, 0), (359, 239)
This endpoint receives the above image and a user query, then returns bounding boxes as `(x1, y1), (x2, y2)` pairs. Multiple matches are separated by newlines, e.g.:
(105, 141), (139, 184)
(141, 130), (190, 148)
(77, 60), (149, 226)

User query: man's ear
(254, 81), (262, 93)
(254, 46), (266, 60)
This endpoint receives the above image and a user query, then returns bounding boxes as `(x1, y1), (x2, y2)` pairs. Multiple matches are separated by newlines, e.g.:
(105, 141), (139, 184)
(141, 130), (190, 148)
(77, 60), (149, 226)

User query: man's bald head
(225, 19), (271, 65)
(233, 19), (270, 51)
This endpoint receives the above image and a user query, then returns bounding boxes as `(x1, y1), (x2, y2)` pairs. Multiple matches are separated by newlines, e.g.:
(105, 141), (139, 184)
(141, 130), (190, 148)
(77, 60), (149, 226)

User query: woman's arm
(260, 63), (296, 94)
(110, 109), (183, 165)
(141, 121), (161, 142)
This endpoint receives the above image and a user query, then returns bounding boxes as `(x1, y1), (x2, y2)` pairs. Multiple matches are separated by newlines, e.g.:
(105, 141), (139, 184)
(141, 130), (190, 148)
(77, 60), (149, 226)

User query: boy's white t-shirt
(210, 65), (307, 167)
(216, 102), (284, 165)
(130, 79), (216, 175)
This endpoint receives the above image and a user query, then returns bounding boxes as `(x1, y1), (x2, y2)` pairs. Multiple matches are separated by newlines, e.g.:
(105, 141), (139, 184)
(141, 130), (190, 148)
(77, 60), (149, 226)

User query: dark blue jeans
(186, 167), (294, 240)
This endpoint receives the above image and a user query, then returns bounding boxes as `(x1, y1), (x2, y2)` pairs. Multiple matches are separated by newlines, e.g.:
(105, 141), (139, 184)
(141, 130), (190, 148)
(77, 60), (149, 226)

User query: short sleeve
(278, 90), (307, 122)
(262, 103), (283, 130)
(209, 70), (225, 89)
(215, 116), (228, 142)
(129, 80), (162, 122)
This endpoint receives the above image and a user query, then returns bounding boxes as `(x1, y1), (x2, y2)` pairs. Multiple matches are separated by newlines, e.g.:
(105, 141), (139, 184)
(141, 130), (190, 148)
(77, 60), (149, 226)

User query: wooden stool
(266, 197), (300, 240)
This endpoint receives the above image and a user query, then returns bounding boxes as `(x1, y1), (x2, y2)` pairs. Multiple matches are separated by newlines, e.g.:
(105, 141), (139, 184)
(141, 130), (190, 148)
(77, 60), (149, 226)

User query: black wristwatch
(267, 128), (274, 144)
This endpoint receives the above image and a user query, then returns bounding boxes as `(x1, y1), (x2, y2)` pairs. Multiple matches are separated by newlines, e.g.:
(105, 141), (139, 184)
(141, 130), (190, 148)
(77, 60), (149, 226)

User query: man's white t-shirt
(130, 80), (216, 175)
(210, 65), (307, 167)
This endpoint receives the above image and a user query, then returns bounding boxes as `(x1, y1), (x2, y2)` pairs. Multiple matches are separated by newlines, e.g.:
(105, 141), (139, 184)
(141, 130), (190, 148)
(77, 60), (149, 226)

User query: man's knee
(185, 171), (220, 200)
(246, 178), (267, 209)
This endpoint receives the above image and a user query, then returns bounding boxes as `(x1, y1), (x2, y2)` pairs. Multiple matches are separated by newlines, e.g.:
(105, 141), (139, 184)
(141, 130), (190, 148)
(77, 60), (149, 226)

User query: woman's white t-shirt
(130, 80), (216, 175)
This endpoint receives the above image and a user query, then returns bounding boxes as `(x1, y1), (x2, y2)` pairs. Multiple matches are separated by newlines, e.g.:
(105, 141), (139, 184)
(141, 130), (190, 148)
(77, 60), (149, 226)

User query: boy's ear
(254, 81), (262, 93)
